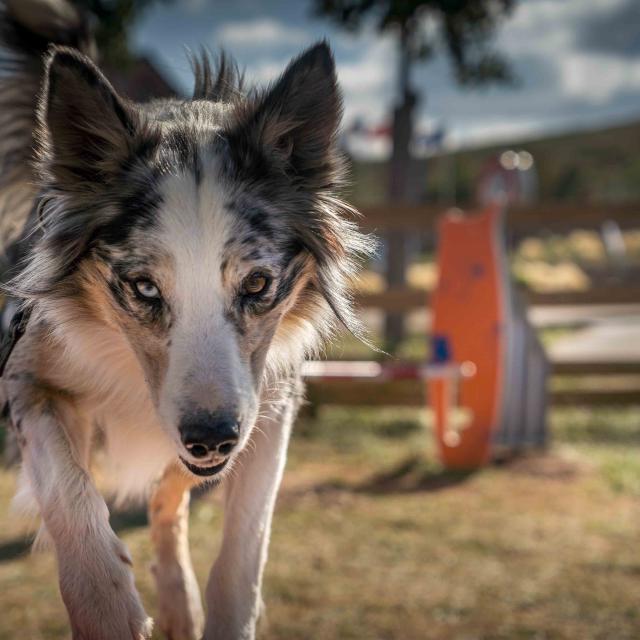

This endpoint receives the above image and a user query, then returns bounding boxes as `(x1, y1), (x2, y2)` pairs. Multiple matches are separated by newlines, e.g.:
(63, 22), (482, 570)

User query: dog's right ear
(38, 46), (142, 191)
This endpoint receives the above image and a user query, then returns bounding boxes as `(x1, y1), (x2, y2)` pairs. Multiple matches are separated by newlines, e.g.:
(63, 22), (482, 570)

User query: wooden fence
(306, 201), (640, 407)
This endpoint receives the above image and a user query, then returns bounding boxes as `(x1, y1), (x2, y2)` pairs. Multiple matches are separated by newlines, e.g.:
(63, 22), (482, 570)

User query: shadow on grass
(354, 455), (475, 494)
(295, 455), (476, 499)
(0, 537), (34, 563)
(293, 450), (582, 501)
(0, 506), (149, 564)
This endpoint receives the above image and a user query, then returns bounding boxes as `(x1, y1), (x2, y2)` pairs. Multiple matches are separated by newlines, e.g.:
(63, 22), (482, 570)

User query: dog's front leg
(202, 393), (296, 640)
(7, 386), (152, 640)
(149, 463), (204, 640)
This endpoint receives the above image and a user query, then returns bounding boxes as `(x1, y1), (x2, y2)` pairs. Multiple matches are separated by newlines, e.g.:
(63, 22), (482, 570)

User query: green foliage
(314, 0), (516, 86)
(601, 453), (640, 495)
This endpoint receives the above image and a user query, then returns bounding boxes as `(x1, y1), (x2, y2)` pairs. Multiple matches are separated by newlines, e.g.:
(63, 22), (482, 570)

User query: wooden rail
(552, 361), (640, 375)
(343, 201), (640, 407)
(303, 359), (640, 407)
(306, 379), (424, 407)
(306, 379), (640, 407)
(358, 202), (640, 233)
(304, 359), (640, 376)
(356, 285), (640, 311)
(552, 389), (640, 406)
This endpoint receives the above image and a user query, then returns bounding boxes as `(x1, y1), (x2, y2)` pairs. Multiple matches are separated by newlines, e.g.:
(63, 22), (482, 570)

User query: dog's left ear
(228, 41), (342, 187)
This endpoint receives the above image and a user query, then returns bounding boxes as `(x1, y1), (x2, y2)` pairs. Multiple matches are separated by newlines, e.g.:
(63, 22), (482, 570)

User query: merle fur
(1, 2), (374, 345)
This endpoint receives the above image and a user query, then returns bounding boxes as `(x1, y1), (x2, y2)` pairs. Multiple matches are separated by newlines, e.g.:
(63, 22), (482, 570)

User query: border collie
(0, 1), (372, 638)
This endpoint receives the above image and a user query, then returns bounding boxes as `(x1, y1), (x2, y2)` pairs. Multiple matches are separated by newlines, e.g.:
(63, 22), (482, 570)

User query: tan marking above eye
(242, 273), (268, 295)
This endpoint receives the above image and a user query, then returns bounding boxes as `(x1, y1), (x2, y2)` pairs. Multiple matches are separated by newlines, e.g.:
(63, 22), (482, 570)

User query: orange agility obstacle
(427, 204), (548, 468)
(428, 205), (504, 467)
(303, 204), (548, 470)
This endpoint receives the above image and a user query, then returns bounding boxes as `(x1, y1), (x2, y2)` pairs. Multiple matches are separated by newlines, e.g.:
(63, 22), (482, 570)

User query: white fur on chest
(95, 407), (177, 505)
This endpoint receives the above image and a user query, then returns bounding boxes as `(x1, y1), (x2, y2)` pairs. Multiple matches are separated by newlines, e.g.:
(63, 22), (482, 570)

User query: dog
(0, 1), (372, 638)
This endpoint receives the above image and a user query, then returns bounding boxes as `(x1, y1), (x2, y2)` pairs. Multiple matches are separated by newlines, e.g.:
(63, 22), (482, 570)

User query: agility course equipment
(303, 205), (548, 470)
(427, 205), (548, 468)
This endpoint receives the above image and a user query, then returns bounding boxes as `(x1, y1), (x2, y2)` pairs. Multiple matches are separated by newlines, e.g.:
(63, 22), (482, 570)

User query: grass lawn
(0, 406), (639, 639)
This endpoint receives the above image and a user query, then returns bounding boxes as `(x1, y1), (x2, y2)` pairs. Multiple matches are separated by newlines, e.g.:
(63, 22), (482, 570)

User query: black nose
(179, 410), (240, 458)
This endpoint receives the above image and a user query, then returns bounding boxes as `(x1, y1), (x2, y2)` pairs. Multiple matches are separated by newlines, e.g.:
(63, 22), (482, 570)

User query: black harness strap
(0, 305), (31, 377)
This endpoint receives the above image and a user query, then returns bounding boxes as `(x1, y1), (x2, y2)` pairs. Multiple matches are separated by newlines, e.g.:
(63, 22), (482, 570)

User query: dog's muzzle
(179, 457), (229, 477)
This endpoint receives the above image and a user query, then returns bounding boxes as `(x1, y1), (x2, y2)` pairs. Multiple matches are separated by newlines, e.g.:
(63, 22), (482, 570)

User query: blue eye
(134, 279), (161, 299)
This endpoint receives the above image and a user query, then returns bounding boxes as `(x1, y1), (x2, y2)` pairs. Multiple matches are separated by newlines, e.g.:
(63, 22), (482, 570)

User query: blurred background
(1, 1), (640, 638)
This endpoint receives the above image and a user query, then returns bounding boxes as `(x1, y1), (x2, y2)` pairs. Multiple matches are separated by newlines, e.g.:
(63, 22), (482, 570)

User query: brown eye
(242, 272), (269, 296)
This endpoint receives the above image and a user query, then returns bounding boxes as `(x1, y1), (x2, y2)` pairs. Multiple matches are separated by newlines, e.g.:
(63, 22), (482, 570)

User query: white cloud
(447, 118), (545, 150)
(214, 19), (309, 50)
(337, 34), (396, 124)
(241, 32), (396, 126)
(340, 0), (640, 153)
(500, 0), (627, 53)
(560, 52), (640, 103)
(243, 59), (289, 85)
(135, 0), (640, 157)
(497, 0), (640, 104)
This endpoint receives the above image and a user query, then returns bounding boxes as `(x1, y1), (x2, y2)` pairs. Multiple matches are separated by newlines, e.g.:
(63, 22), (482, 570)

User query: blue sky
(133, 0), (640, 157)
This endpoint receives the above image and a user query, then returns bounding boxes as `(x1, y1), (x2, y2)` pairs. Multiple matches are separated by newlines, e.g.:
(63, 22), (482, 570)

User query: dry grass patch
(0, 407), (639, 639)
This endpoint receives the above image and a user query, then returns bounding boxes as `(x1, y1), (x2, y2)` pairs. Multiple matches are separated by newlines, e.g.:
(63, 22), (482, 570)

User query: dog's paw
(152, 560), (204, 640)
(58, 535), (153, 640)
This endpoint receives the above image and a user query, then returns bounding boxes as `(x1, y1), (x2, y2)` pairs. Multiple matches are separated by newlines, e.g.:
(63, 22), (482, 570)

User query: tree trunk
(385, 26), (417, 352)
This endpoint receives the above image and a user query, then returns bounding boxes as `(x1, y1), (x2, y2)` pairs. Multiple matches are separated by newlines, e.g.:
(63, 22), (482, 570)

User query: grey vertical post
(385, 23), (418, 352)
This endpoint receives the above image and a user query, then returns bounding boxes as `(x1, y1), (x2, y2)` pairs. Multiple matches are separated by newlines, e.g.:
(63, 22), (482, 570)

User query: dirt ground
(0, 406), (639, 640)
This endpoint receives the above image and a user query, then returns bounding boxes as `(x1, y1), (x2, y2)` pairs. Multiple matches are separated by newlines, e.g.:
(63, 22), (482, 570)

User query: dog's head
(12, 43), (372, 478)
